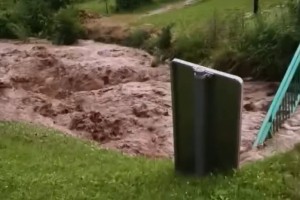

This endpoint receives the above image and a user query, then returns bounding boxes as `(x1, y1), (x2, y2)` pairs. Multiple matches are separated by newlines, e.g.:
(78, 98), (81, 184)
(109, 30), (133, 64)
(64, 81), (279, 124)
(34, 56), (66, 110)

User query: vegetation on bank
(0, 0), (84, 44)
(0, 122), (300, 199)
(0, 0), (176, 44)
(78, 0), (300, 80)
(136, 0), (281, 32)
(73, 0), (181, 14)
(129, 0), (300, 80)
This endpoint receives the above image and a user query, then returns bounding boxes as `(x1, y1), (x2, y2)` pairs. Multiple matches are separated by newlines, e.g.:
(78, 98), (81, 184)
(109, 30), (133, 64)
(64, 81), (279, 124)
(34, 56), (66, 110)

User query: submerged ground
(1, 39), (299, 164)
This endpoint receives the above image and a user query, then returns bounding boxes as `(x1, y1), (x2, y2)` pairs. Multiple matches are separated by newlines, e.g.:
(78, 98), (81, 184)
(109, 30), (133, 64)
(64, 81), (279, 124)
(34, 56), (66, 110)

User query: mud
(0, 39), (287, 164)
(241, 108), (300, 164)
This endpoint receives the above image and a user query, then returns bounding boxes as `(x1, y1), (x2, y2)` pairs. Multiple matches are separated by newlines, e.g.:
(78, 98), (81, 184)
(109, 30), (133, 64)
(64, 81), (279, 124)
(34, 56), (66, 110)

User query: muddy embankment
(2, 39), (299, 164)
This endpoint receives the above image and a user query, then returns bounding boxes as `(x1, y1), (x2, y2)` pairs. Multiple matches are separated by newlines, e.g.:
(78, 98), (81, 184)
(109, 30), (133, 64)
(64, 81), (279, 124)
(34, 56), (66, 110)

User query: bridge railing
(253, 44), (300, 147)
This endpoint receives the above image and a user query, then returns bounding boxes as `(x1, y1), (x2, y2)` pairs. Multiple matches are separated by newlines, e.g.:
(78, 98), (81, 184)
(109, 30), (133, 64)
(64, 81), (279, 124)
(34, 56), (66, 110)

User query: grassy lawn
(75, 0), (282, 34)
(136, 0), (281, 33)
(74, 0), (182, 15)
(0, 122), (300, 199)
(74, 0), (114, 14)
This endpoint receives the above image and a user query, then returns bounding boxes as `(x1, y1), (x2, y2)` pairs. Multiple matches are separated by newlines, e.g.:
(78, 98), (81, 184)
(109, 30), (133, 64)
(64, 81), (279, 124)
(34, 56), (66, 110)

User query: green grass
(74, 0), (282, 35)
(1, 122), (300, 199)
(136, 0), (282, 34)
(74, 0), (182, 15)
(74, 0), (114, 14)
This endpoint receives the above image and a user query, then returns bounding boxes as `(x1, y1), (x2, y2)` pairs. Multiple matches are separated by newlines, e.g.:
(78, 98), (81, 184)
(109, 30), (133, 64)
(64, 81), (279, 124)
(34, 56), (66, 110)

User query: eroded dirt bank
(0, 39), (280, 163)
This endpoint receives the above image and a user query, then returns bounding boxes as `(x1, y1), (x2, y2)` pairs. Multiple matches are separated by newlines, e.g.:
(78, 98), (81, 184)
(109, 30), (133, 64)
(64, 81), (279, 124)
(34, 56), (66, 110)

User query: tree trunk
(105, 0), (109, 14)
(254, 0), (259, 14)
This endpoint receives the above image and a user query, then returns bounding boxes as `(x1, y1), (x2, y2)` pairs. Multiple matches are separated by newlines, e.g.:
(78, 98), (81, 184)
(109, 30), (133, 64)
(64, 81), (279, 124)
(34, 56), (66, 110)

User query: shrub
(51, 8), (84, 45)
(0, 12), (17, 38)
(168, 1), (299, 80)
(0, 11), (27, 39)
(173, 32), (213, 64)
(16, 0), (52, 35)
(157, 24), (174, 50)
(0, 0), (80, 44)
(171, 12), (224, 64)
(115, 0), (153, 11)
(212, 6), (299, 80)
(48, 0), (72, 11)
(124, 28), (150, 48)
(142, 36), (159, 54)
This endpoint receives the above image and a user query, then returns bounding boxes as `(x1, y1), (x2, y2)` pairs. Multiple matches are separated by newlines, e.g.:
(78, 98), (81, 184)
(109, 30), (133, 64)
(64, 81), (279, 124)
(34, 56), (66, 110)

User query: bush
(16, 0), (52, 35)
(51, 8), (84, 45)
(124, 28), (150, 48)
(0, 11), (27, 39)
(0, 12), (17, 38)
(157, 24), (174, 50)
(173, 32), (213, 64)
(0, 0), (80, 44)
(142, 36), (159, 54)
(170, 0), (300, 80)
(211, 5), (299, 80)
(172, 12), (224, 64)
(48, 0), (72, 10)
(115, 0), (153, 11)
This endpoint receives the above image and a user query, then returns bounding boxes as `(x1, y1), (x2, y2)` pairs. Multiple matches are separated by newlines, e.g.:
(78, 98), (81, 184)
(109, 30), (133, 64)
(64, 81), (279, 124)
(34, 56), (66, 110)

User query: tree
(253, 0), (259, 14)
(48, 0), (72, 11)
(104, 0), (108, 14)
(115, 0), (152, 11)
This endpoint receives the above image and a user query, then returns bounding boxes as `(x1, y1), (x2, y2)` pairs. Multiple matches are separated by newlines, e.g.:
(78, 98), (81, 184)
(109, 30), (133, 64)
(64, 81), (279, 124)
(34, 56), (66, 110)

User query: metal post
(171, 59), (242, 177)
(194, 70), (214, 176)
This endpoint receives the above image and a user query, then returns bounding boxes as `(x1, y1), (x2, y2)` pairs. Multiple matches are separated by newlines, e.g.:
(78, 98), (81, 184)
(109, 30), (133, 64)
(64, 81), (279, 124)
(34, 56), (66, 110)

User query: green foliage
(124, 28), (150, 48)
(0, 0), (13, 11)
(210, 3), (299, 80)
(168, 0), (300, 80)
(173, 33), (212, 63)
(16, 0), (52, 35)
(48, 0), (72, 10)
(157, 23), (173, 50)
(0, 11), (27, 39)
(142, 35), (159, 53)
(51, 8), (84, 45)
(0, 0), (81, 44)
(286, 0), (300, 27)
(0, 12), (18, 39)
(172, 12), (223, 64)
(115, 0), (153, 11)
(123, 24), (174, 61)
(5, 22), (28, 40)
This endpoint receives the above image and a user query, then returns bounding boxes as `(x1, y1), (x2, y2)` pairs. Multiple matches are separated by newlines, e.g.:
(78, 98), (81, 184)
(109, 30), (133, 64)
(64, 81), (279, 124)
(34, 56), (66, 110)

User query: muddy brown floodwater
(0, 39), (288, 164)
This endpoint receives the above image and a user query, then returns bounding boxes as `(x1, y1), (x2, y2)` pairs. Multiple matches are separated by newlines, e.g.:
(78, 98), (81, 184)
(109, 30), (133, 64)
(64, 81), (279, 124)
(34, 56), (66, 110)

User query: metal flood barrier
(170, 59), (243, 176)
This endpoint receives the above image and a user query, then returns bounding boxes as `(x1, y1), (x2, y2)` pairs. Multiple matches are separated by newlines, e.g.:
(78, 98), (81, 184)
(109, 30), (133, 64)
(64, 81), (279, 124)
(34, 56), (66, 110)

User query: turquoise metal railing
(253, 44), (300, 147)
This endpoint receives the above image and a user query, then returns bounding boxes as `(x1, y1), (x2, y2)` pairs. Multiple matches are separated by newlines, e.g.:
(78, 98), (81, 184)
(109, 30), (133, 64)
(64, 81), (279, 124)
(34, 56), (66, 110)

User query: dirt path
(0, 39), (288, 164)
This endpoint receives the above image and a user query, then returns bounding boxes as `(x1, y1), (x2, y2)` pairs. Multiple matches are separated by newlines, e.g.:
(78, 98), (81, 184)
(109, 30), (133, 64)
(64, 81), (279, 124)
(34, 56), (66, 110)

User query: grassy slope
(74, 0), (182, 15)
(136, 0), (281, 33)
(75, 0), (281, 34)
(73, 0), (183, 24)
(0, 122), (300, 200)
(74, 0), (114, 14)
